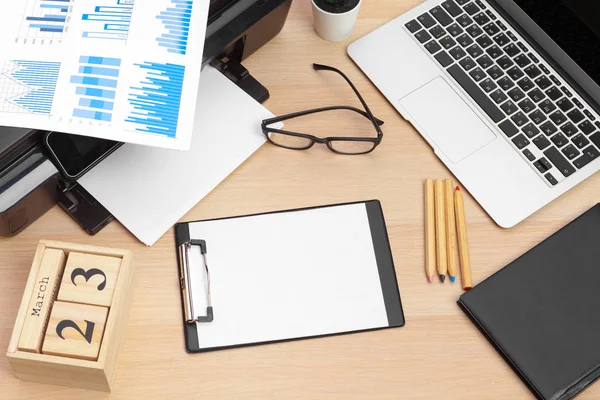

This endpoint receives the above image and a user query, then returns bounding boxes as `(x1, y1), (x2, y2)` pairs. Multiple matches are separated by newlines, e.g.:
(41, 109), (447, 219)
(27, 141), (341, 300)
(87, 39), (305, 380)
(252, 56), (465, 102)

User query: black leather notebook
(458, 204), (600, 400)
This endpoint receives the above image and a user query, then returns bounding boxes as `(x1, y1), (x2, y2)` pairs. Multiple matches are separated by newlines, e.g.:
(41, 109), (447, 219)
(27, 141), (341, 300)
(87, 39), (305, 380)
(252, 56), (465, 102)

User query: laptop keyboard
(404, 0), (600, 186)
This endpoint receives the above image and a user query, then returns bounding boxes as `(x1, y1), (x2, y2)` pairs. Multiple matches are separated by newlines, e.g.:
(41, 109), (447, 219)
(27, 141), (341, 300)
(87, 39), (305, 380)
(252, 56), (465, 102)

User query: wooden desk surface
(2, 1), (600, 399)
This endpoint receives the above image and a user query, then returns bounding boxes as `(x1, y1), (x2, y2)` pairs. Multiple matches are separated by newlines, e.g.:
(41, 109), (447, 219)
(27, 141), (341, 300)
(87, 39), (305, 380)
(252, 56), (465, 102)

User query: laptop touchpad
(399, 77), (496, 163)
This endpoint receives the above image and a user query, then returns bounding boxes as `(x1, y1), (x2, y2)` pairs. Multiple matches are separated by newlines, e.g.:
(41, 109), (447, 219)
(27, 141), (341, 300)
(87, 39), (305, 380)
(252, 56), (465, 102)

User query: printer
(0, 0), (291, 237)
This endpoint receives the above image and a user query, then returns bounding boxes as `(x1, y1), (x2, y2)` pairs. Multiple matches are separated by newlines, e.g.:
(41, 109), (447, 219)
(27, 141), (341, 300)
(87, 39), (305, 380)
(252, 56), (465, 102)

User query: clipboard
(174, 200), (404, 353)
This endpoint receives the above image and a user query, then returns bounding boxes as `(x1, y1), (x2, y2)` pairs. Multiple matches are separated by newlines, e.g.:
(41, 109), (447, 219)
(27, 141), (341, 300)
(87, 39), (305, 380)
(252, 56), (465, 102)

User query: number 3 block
(57, 252), (121, 307)
(42, 301), (108, 361)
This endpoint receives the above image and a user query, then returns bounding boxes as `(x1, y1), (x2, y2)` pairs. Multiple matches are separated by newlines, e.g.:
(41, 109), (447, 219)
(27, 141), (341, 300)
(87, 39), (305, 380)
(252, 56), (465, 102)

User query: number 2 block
(42, 301), (108, 361)
(57, 252), (121, 307)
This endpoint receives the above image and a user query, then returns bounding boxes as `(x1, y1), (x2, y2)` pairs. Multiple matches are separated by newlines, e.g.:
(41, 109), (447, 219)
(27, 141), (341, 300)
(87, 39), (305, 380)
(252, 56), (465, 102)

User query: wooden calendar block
(42, 301), (108, 361)
(57, 252), (121, 307)
(17, 249), (65, 353)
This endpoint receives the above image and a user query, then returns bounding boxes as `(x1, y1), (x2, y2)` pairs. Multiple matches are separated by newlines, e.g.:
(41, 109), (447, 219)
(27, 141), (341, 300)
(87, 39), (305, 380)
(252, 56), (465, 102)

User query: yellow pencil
(434, 180), (447, 283)
(424, 179), (436, 283)
(444, 179), (458, 283)
(454, 186), (473, 290)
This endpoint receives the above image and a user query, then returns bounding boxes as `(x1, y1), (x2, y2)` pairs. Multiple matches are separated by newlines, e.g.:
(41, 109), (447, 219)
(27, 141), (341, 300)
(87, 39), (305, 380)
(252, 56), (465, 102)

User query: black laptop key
(418, 13), (437, 28)
(540, 121), (558, 136)
(523, 148), (536, 161)
(545, 173), (558, 185)
(425, 40), (442, 54)
(513, 54), (531, 68)
(443, 0), (463, 17)
(507, 67), (524, 80)
(560, 122), (578, 137)
(538, 62), (548, 72)
(497, 55), (513, 70)
(528, 88), (545, 103)
(486, 45), (503, 59)
(430, 25), (446, 39)
(480, 78), (497, 93)
(511, 111), (528, 127)
(501, 100), (518, 115)
(483, 22), (500, 36)
(440, 36), (457, 49)
(466, 44), (483, 58)
(561, 144), (580, 160)
(578, 120), (595, 135)
(449, 46), (467, 60)
(572, 133), (589, 149)
(457, 33), (474, 47)
(567, 109), (585, 124)
(590, 132), (600, 149)
(469, 67), (485, 81)
(499, 119), (519, 137)
(573, 98), (584, 109)
(584, 109), (596, 121)
(475, 0), (486, 9)
(524, 65), (542, 79)
(497, 20), (507, 30)
(456, 14), (473, 27)
(435, 50), (454, 67)
(508, 87), (525, 102)
(529, 110), (547, 125)
(545, 87), (563, 101)
(466, 25), (483, 38)
(517, 77), (534, 92)
(431, 6), (454, 26)
(556, 98), (574, 112)
(497, 76), (514, 91)
(596, 121), (600, 130)
(533, 135), (551, 150)
(503, 43), (520, 57)
(544, 147), (576, 177)
(477, 55), (494, 68)
(459, 56), (476, 71)
(456, 0), (469, 4)
(561, 86), (573, 97)
(487, 65), (503, 80)
(493, 33), (510, 46)
(476, 34), (493, 48)
(447, 64), (505, 123)
(549, 75), (560, 85)
(549, 111), (567, 126)
(486, 9), (496, 20)
(522, 123), (540, 138)
(573, 145), (600, 169)
(406, 20), (422, 33)
(539, 100), (556, 115)
(551, 133), (568, 147)
(533, 159), (551, 173)
(518, 98), (536, 113)
(473, 12), (490, 26)
(415, 30), (433, 43)
(464, 2), (480, 15)
(512, 134), (530, 149)
(490, 89), (508, 104)
(535, 76), (552, 90)
(447, 23), (464, 37)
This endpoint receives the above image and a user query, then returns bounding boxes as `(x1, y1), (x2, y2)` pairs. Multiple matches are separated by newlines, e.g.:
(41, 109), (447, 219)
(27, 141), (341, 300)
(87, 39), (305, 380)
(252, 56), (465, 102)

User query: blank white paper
(187, 203), (389, 350)
(79, 65), (281, 245)
(0, 0), (210, 150)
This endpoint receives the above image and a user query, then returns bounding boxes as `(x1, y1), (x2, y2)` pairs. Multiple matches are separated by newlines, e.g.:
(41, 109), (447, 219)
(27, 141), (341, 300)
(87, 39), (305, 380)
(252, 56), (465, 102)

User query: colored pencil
(434, 180), (447, 283)
(444, 179), (458, 283)
(424, 179), (436, 283)
(454, 186), (473, 290)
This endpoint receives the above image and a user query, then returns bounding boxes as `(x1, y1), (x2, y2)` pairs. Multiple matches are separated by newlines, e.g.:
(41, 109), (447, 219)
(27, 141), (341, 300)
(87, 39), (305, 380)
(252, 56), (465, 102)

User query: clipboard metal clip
(178, 239), (214, 324)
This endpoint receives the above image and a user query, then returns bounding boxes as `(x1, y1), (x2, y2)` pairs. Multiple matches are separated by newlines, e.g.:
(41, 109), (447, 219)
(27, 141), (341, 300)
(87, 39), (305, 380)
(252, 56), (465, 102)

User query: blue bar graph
(156, 0), (192, 55)
(125, 62), (185, 137)
(0, 60), (60, 115)
(19, 0), (72, 42)
(70, 56), (121, 122)
(81, 0), (135, 41)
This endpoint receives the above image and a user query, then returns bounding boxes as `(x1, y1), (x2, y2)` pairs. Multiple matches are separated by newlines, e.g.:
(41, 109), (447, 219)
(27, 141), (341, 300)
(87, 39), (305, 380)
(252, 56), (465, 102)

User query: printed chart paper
(0, 0), (209, 150)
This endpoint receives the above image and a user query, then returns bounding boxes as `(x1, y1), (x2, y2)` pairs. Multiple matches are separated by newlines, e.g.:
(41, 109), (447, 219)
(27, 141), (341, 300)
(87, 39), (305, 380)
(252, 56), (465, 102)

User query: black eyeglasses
(261, 63), (384, 155)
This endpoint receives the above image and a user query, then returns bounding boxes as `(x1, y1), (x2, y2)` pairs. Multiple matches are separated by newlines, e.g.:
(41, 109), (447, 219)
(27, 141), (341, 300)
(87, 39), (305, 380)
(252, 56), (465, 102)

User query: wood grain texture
(3, 1), (600, 398)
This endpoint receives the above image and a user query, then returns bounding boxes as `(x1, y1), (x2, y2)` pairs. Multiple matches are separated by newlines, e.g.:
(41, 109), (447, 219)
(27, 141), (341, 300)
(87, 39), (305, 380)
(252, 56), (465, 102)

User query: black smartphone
(43, 132), (123, 180)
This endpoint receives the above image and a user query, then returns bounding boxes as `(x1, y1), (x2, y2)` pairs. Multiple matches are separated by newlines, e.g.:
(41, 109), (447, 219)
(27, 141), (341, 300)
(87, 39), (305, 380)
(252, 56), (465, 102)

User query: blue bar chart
(0, 60), (60, 114)
(81, 0), (135, 41)
(126, 62), (185, 137)
(18, 0), (73, 43)
(70, 56), (121, 122)
(156, 0), (192, 55)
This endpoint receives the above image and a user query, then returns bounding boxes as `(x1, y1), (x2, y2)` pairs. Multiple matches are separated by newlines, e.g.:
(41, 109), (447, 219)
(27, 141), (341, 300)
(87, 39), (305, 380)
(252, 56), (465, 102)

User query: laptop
(348, 0), (600, 228)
